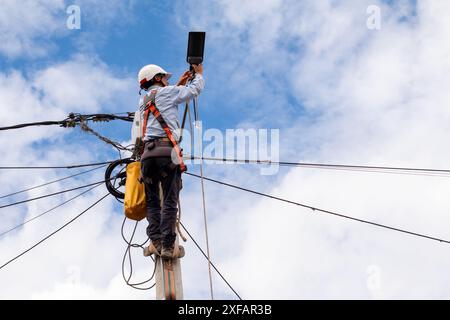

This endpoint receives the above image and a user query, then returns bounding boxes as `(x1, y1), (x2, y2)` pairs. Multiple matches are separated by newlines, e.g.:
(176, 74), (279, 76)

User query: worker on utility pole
(137, 63), (204, 259)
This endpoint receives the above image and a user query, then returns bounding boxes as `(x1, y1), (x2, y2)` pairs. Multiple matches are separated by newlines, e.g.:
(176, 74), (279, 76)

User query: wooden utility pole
(155, 235), (184, 300)
(153, 184), (184, 300)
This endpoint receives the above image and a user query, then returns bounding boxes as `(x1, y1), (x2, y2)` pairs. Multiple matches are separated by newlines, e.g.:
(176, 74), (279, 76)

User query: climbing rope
(177, 199), (187, 242)
(192, 96), (214, 300)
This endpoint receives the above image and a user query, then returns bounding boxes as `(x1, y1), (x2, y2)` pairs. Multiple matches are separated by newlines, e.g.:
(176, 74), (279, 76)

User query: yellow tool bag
(124, 161), (147, 221)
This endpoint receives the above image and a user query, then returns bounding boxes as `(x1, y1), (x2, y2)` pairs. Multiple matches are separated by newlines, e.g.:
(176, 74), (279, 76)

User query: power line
(0, 183), (103, 239)
(79, 120), (132, 153)
(0, 165), (107, 200)
(186, 172), (450, 245)
(0, 113), (134, 131)
(0, 193), (109, 271)
(3, 156), (450, 177)
(0, 120), (66, 131)
(0, 160), (118, 170)
(186, 156), (450, 177)
(0, 180), (109, 210)
(180, 221), (242, 300)
(76, 113), (134, 122)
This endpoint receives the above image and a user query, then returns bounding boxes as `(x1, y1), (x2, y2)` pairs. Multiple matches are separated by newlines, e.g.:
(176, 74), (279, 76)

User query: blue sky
(2, 0), (450, 300)
(29, 1), (291, 156)
(0, 0), (290, 299)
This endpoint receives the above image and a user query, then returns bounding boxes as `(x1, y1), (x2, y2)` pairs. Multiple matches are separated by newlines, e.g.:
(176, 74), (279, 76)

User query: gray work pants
(141, 157), (182, 248)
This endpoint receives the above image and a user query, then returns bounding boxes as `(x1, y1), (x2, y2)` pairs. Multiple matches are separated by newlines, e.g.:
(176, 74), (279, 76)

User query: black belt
(148, 137), (170, 142)
(141, 139), (174, 159)
(145, 139), (172, 147)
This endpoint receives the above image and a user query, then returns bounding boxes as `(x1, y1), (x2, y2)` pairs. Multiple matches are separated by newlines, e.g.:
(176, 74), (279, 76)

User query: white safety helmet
(138, 64), (172, 88)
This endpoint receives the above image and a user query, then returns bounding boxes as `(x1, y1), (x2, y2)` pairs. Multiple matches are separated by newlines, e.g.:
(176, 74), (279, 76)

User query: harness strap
(142, 89), (187, 172)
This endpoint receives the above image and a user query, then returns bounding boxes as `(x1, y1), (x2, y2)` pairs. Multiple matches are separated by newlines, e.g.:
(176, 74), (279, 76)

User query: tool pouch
(141, 140), (173, 161)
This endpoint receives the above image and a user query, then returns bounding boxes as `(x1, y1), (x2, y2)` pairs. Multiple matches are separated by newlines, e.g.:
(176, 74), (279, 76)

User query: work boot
(161, 244), (185, 259)
(144, 240), (162, 257)
(161, 244), (174, 259)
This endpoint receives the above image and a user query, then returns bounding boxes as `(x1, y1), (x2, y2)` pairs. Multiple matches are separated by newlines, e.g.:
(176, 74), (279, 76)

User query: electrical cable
(0, 164), (107, 200)
(0, 120), (66, 131)
(186, 172), (450, 245)
(120, 217), (156, 290)
(0, 113), (134, 131)
(185, 156), (450, 177)
(0, 193), (110, 271)
(79, 120), (133, 153)
(0, 160), (120, 170)
(0, 179), (110, 210)
(179, 221), (242, 300)
(0, 183), (104, 239)
(193, 95), (215, 300)
(199, 147), (214, 301)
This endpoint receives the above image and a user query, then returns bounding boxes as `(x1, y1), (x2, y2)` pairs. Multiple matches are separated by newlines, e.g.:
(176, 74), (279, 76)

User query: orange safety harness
(141, 89), (187, 172)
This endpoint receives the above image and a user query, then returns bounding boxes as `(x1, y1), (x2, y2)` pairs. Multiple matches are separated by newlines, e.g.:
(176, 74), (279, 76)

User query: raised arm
(174, 65), (205, 104)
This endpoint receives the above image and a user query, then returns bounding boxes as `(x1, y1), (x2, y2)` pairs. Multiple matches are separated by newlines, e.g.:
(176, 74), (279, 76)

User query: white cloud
(0, 1), (154, 301)
(33, 55), (134, 112)
(31, 273), (151, 300)
(2, 0), (450, 301)
(0, 0), (136, 59)
(0, 55), (134, 149)
(0, 53), (143, 299)
(174, 0), (450, 299)
(0, 0), (65, 58)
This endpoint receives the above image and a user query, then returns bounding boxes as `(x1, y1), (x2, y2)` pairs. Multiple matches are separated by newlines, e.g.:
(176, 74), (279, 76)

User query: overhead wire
(0, 179), (110, 210)
(0, 120), (67, 131)
(75, 113), (134, 123)
(186, 172), (450, 245)
(0, 193), (110, 271)
(0, 113), (134, 131)
(3, 156), (450, 177)
(5, 113), (450, 176)
(199, 151), (214, 300)
(192, 95), (215, 300)
(0, 183), (104, 239)
(0, 113), (134, 162)
(8, 103), (450, 294)
(79, 119), (133, 154)
(0, 156), (152, 290)
(0, 172), (156, 290)
(3, 84), (450, 299)
(179, 221), (242, 300)
(0, 164), (107, 200)
(186, 156), (450, 177)
(0, 160), (120, 170)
